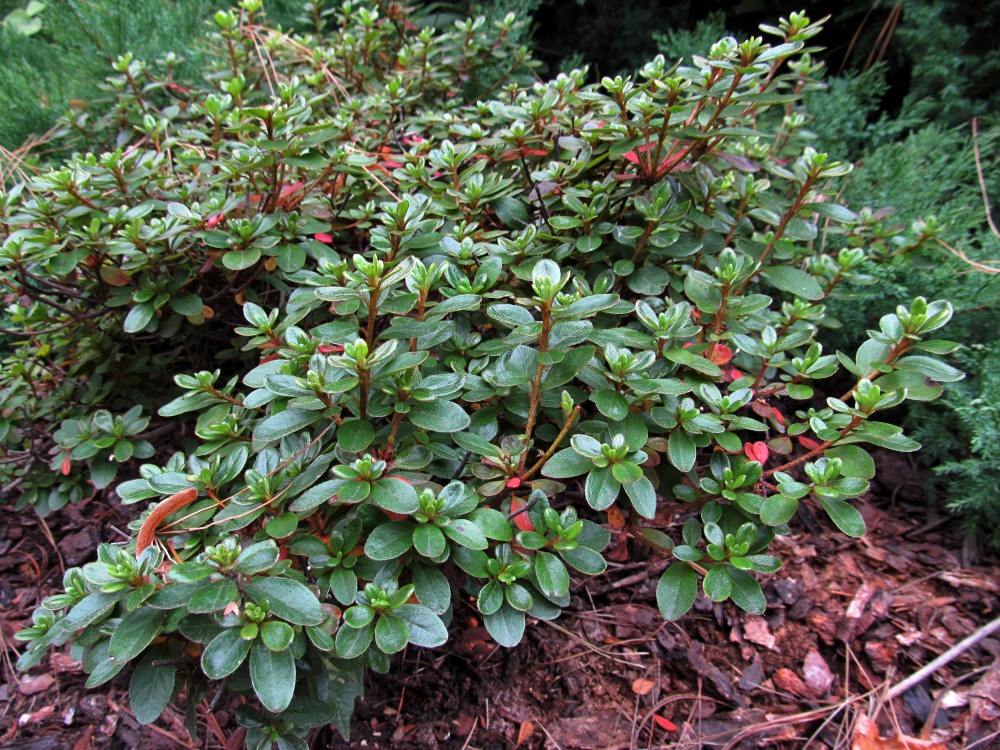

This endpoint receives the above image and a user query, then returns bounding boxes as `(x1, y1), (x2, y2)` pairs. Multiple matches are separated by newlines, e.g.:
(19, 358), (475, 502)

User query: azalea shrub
(9, 2), (963, 748)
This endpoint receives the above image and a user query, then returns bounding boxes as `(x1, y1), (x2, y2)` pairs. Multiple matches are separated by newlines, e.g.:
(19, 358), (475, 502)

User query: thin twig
(972, 117), (999, 238)
(887, 614), (1000, 700)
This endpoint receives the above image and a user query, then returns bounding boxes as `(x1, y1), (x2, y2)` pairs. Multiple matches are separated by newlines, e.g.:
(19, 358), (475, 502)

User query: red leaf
(798, 436), (822, 450)
(506, 477), (522, 489)
(744, 441), (770, 465)
(60, 451), (72, 476)
(723, 367), (744, 382)
(706, 343), (733, 365)
(314, 232), (333, 243)
(652, 715), (678, 731)
(510, 497), (534, 531)
(317, 344), (344, 354)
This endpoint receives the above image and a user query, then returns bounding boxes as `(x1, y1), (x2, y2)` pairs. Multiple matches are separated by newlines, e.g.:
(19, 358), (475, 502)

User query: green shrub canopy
(6, 2), (961, 746)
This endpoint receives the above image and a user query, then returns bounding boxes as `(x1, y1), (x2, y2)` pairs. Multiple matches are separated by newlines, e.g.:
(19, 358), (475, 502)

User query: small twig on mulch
(887, 613), (1000, 701)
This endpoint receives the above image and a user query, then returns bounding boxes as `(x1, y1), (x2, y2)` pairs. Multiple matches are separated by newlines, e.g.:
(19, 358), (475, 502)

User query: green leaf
(505, 582), (534, 611)
(289, 479), (342, 513)
(702, 565), (732, 602)
(409, 401), (470, 432)
(375, 614), (409, 654)
(534, 551), (570, 598)
(441, 518), (488, 550)
(411, 564), (451, 614)
(818, 498), (867, 537)
(130, 647), (176, 724)
(169, 293), (204, 316)
(668, 430), (696, 472)
(166, 562), (216, 583)
(593, 389), (629, 421)
(236, 541), (281, 575)
(188, 579), (238, 614)
(371, 477), (420, 514)
(266, 512), (299, 539)
(123, 302), (156, 334)
(559, 545), (607, 575)
(623, 476), (656, 519)
(825, 445), (876, 479)
(468, 508), (513, 541)
(63, 591), (122, 630)
(684, 270), (722, 312)
(483, 602), (526, 647)
(253, 409), (321, 443)
(727, 568), (766, 614)
(453, 432), (502, 458)
(365, 521), (414, 560)
(261, 621), (295, 651)
(656, 563), (697, 620)
(478, 579), (504, 615)
(85, 641), (128, 687)
(413, 523), (447, 558)
(335, 622), (374, 659)
(759, 494), (798, 526)
(251, 640), (296, 713)
(108, 607), (166, 663)
(542, 448), (593, 478)
(222, 247), (261, 270)
(585, 467), (621, 510)
(244, 577), (324, 625)
(487, 303), (534, 328)
(760, 266), (824, 301)
(338, 419), (375, 452)
(611, 461), (643, 484)
(202, 628), (252, 679)
(396, 604), (448, 647)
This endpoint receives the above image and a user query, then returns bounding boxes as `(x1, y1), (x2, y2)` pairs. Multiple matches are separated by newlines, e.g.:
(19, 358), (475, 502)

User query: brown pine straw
(972, 117), (999, 239)
(0, 126), (61, 188)
(863, 3), (902, 73)
(241, 23), (348, 105)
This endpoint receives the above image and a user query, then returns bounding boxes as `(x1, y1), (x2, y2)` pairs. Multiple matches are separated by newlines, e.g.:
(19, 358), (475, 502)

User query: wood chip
(18, 673), (56, 696)
(802, 649), (834, 693)
(742, 615), (776, 649)
(772, 668), (813, 698)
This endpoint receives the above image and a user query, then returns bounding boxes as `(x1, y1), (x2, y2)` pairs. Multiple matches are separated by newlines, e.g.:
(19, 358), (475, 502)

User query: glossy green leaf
(656, 563), (697, 620)
(202, 628), (252, 679)
(250, 640), (296, 712)
(243, 577), (324, 625)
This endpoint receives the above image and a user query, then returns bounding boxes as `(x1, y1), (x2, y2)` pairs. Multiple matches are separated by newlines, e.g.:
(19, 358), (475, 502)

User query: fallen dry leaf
(851, 713), (948, 750)
(631, 677), (656, 695)
(652, 715), (678, 731)
(515, 720), (535, 747)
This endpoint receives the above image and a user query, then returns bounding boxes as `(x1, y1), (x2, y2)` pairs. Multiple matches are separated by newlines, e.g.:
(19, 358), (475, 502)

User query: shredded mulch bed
(2, 471), (998, 749)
